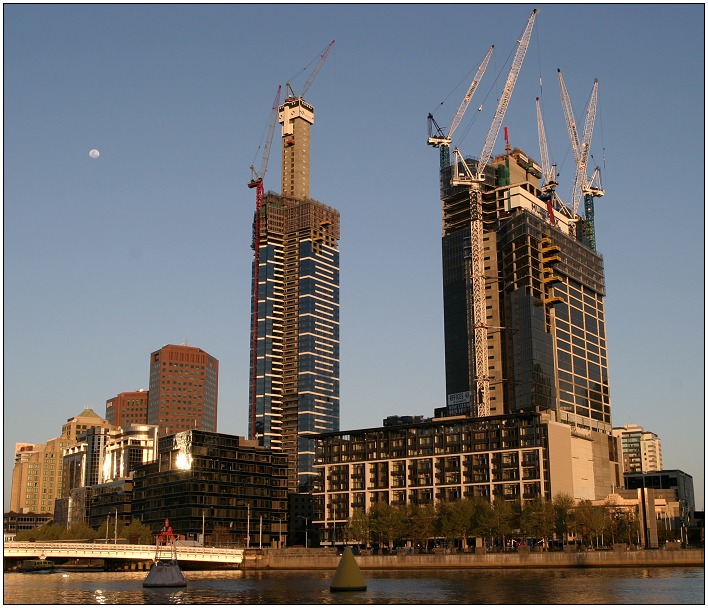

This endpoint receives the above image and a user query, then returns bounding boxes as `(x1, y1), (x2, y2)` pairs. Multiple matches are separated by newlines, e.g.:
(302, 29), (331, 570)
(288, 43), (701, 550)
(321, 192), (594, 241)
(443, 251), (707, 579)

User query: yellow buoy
(330, 547), (367, 592)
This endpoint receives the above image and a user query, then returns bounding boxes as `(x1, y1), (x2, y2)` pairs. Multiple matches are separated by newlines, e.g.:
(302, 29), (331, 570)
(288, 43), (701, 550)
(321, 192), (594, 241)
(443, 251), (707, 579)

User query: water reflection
(3, 568), (704, 605)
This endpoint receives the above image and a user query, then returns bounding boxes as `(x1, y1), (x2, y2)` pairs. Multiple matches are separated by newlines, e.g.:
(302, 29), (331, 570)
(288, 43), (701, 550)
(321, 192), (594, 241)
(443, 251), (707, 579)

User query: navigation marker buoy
(330, 547), (367, 592)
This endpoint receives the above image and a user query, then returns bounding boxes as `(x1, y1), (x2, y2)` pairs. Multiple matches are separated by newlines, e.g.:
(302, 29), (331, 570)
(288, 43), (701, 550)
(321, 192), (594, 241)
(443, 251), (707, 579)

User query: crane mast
(248, 85), (281, 440)
(452, 8), (537, 418)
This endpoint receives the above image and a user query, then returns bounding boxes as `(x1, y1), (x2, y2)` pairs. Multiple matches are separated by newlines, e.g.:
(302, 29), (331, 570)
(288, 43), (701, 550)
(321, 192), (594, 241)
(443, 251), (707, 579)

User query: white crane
(451, 8), (537, 418)
(427, 45), (495, 153)
(535, 96), (558, 225)
(558, 70), (604, 249)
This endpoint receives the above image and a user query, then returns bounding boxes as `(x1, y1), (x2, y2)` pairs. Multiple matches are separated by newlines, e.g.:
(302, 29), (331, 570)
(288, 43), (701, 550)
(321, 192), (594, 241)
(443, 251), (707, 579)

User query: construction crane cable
(427, 46), (497, 117)
(456, 60), (508, 147)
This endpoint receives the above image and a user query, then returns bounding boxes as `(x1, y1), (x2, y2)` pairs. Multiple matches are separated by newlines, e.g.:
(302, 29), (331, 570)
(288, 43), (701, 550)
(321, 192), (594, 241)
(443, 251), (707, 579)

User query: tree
(488, 498), (515, 548)
(438, 498), (475, 549)
(553, 492), (576, 543)
(16, 522), (62, 542)
(368, 503), (406, 549)
(345, 508), (370, 547)
(64, 521), (98, 541)
(574, 500), (605, 547)
(406, 503), (437, 552)
(122, 519), (156, 545)
(520, 497), (554, 548)
(211, 525), (232, 547)
(470, 497), (494, 548)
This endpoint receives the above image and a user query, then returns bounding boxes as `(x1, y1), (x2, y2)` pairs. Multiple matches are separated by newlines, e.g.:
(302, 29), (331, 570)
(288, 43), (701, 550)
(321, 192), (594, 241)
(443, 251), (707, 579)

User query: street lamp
(277, 516), (287, 549)
(114, 508), (118, 544)
(238, 502), (251, 548)
(246, 504), (251, 549)
(298, 516), (310, 549)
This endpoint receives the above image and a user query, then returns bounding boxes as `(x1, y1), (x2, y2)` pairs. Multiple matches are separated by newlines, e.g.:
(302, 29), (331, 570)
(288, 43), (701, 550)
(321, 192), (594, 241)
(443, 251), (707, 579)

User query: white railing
(3, 542), (243, 564)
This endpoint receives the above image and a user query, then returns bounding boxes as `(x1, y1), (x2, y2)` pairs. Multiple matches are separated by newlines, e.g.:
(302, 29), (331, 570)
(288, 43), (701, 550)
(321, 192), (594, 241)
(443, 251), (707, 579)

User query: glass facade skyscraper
(249, 192), (340, 493)
(439, 148), (612, 434)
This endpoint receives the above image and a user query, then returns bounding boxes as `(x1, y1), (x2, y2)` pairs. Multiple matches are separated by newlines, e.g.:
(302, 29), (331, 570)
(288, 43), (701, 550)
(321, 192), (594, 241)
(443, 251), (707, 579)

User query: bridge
(4, 542), (244, 567)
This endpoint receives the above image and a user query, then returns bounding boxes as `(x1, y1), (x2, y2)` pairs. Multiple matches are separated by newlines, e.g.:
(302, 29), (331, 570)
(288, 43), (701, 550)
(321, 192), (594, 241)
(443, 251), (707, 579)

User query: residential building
(612, 423), (663, 473)
(106, 389), (149, 426)
(248, 86), (340, 494)
(147, 344), (219, 436)
(131, 430), (288, 545)
(10, 408), (111, 516)
(61, 426), (112, 526)
(313, 412), (621, 544)
(3, 512), (53, 538)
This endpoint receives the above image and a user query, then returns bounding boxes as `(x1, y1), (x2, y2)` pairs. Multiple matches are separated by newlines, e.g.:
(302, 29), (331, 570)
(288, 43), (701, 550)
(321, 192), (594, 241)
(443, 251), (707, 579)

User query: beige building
(10, 408), (112, 516)
(612, 424), (663, 474)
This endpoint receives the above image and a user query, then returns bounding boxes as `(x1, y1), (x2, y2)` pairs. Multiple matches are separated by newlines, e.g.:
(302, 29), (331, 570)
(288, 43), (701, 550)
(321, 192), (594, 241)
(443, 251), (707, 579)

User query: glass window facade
(250, 194), (340, 493)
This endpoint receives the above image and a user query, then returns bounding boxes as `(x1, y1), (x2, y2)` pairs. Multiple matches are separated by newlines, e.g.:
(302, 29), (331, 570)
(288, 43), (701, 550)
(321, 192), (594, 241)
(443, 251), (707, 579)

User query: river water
(3, 567), (704, 604)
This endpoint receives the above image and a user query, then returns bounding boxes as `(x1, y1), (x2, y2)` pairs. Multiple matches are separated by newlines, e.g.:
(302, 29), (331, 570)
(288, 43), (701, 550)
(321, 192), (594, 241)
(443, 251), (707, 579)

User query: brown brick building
(105, 389), (149, 426)
(147, 344), (219, 436)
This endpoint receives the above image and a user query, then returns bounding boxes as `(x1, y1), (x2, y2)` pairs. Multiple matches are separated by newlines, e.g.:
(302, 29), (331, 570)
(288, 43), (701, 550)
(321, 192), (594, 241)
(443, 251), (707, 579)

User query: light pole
(299, 516), (310, 549)
(202, 510), (205, 547)
(114, 508), (118, 544)
(247, 504), (250, 549)
(277, 516), (287, 549)
(105, 513), (110, 543)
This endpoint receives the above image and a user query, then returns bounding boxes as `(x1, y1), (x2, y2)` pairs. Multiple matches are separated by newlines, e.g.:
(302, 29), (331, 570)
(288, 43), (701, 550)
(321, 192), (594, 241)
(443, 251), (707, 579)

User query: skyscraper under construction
(438, 147), (612, 435)
(248, 45), (340, 493)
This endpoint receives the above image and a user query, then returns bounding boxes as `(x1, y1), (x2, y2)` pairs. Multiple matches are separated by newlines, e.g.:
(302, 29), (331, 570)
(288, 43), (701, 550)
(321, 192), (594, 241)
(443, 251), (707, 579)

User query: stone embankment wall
(240, 548), (704, 570)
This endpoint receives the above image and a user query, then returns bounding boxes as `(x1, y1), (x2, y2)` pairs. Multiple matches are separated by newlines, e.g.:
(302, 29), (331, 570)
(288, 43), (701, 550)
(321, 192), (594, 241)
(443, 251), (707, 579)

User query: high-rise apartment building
(612, 424), (663, 473)
(147, 344), (219, 436)
(438, 148), (612, 435)
(249, 85), (340, 493)
(10, 408), (111, 515)
(106, 389), (149, 426)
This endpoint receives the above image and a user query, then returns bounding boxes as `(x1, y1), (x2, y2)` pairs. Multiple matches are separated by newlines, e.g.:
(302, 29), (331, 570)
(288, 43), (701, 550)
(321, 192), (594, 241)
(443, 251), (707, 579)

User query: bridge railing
(4, 541), (243, 563)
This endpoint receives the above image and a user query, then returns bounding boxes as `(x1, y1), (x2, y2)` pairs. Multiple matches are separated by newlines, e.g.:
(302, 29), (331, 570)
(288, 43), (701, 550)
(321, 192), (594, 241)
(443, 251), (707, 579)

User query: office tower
(105, 389), (149, 426)
(147, 344), (219, 436)
(249, 82), (340, 494)
(10, 408), (110, 515)
(612, 424), (664, 473)
(438, 148), (612, 434)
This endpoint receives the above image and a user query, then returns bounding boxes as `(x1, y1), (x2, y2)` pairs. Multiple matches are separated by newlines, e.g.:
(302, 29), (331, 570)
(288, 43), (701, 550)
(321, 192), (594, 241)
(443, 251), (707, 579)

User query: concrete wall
(242, 548), (704, 570)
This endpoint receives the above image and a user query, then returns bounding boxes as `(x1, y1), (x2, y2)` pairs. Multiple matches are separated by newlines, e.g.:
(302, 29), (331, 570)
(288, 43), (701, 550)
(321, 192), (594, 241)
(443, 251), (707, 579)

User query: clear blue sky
(4, 4), (704, 511)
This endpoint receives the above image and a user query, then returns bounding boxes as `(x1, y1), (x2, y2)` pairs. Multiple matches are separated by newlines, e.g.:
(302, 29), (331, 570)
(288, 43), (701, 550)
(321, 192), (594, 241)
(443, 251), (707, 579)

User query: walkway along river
(239, 547), (704, 570)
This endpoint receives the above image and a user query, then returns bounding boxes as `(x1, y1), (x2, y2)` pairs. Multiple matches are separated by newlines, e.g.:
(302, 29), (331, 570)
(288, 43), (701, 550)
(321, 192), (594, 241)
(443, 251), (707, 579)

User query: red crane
(248, 84), (281, 440)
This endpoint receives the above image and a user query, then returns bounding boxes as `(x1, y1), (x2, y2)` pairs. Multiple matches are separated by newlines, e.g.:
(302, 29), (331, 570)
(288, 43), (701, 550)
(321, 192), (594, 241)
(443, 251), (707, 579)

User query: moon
(89, 149), (100, 159)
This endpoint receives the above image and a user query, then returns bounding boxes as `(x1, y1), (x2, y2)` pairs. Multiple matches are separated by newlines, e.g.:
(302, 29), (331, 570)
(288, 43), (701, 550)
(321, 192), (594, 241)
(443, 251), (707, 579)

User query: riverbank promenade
(5, 542), (702, 571)
(241, 547), (703, 570)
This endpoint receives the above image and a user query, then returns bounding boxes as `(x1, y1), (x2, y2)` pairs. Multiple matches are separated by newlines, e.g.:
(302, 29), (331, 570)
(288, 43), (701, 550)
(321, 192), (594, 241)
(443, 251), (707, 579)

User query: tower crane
(535, 96), (558, 225)
(285, 39), (335, 101)
(248, 84), (281, 440)
(451, 8), (537, 418)
(557, 70), (604, 249)
(427, 45), (495, 175)
(279, 40), (335, 198)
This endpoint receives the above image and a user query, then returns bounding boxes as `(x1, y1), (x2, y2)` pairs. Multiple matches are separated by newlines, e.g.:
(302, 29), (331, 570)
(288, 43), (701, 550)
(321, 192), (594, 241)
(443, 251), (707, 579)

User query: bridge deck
(4, 542), (243, 564)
